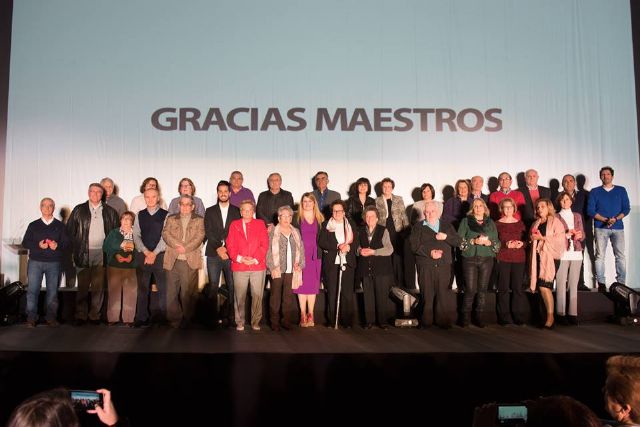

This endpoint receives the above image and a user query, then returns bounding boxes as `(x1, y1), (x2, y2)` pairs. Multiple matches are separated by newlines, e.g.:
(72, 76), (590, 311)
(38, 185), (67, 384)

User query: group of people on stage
(20, 166), (630, 330)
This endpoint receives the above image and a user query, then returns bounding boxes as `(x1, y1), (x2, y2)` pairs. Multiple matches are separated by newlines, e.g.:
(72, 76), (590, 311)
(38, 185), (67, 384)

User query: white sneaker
(252, 325), (261, 331)
(236, 325), (245, 331)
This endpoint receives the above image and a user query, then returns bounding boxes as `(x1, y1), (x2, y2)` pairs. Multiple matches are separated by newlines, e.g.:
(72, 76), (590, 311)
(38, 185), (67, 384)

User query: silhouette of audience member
(6, 388), (120, 427)
(603, 355), (640, 426)
(472, 395), (601, 427)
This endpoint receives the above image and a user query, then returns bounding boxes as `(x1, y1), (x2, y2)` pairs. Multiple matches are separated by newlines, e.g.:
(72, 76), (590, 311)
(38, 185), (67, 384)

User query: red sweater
(226, 219), (269, 272)
(488, 190), (526, 221)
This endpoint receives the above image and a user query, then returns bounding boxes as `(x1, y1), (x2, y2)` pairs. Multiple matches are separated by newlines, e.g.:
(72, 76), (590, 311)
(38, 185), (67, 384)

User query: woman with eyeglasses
(318, 200), (358, 328)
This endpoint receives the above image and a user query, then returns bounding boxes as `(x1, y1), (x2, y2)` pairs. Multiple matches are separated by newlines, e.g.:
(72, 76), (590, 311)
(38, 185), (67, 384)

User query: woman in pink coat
(529, 198), (566, 329)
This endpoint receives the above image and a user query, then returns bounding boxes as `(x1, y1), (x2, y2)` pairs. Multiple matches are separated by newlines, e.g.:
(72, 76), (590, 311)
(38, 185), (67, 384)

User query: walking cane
(334, 256), (346, 329)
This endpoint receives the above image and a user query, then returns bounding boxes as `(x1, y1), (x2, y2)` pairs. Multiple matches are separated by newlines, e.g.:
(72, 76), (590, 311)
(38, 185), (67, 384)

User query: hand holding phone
(85, 389), (119, 426)
(69, 390), (103, 412)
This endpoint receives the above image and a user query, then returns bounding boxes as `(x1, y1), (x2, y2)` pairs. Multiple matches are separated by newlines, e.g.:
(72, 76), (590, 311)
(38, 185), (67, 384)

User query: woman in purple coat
(294, 193), (325, 327)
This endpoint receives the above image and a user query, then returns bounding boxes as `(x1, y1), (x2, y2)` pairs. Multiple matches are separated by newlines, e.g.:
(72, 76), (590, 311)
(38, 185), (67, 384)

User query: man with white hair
(100, 177), (127, 217)
(22, 198), (69, 327)
(519, 169), (551, 227)
(410, 200), (462, 329)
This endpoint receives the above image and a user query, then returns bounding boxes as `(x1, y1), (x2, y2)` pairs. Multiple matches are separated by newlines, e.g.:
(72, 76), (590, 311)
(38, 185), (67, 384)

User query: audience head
(6, 388), (79, 427)
(604, 355), (640, 425)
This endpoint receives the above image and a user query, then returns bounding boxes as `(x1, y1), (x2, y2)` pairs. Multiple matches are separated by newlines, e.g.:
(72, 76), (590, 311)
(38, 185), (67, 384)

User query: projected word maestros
(151, 107), (502, 132)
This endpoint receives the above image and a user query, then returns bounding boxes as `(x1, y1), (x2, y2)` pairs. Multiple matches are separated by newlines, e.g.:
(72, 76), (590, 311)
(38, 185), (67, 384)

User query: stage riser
(23, 288), (614, 326)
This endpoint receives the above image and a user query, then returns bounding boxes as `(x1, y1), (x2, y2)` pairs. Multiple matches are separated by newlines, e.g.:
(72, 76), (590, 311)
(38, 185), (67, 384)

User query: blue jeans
(207, 255), (234, 322)
(27, 260), (61, 322)
(595, 228), (626, 285)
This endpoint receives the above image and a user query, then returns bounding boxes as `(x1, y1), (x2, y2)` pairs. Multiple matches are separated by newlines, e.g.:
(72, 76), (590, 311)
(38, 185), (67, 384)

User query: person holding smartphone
(6, 388), (120, 427)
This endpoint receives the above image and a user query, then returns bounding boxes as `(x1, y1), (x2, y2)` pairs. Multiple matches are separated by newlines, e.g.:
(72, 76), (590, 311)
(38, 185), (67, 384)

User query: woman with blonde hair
(529, 198), (566, 329)
(293, 192), (324, 327)
(457, 198), (500, 328)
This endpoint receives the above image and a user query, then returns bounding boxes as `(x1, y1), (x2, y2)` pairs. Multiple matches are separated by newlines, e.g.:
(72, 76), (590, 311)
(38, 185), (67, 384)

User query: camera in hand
(70, 390), (102, 411)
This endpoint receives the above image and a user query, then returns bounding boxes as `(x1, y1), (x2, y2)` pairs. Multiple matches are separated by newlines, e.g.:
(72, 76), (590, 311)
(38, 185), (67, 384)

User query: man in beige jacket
(162, 194), (205, 328)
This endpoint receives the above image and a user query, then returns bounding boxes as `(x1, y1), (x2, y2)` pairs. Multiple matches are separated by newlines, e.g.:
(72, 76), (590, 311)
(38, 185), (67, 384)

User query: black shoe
(578, 283), (591, 291)
(557, 316), (569, 326)
(89, 319), (101, 325)
(73, 319), (86, 327)
(439, 324), (452, 330)
(598, 283), (608, 293)
(567, 315), (579, 326)
(379, 324), (389, 330)
(472, 319), (486, 328)
(271, 325), (281, 332)
(497, 319), (513, 326)
(133, 320), (149, 328)
(459, 318), (470, 328)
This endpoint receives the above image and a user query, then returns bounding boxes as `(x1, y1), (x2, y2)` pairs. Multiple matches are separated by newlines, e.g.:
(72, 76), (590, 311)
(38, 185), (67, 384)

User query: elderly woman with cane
(319, 200), (358, 328)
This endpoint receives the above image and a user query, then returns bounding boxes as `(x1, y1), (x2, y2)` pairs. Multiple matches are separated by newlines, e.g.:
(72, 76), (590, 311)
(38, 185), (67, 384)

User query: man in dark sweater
(132, 188), (169, 327)
(21, 198), (69, 327)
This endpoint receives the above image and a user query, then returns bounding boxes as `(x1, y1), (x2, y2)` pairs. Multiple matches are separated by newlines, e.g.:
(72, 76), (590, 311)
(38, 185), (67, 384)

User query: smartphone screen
(497, 404), (527, 424)
(70, 390), (102, 411)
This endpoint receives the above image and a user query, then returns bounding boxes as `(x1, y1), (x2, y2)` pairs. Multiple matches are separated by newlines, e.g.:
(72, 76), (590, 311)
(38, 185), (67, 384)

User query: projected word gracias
(151, 107), (502, 132)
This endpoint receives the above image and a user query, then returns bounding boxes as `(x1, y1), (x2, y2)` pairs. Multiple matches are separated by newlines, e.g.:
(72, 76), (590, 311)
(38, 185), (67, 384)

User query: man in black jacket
(67, 183), (119, 325)
(256, 173), (294, 231)
(519, 169), (551, 228)
(410, 201), (461, 329)
(204, 180), (241, 327)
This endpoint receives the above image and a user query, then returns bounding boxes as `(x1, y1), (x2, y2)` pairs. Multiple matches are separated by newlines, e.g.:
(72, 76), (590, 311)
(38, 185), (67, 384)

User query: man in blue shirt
(587, 166), (631, 291)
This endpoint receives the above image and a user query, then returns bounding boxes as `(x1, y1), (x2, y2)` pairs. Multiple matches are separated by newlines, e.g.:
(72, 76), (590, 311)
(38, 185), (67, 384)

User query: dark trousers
(270, 273), (297, 328)
(324, 264), (355, 327)
(206, 255), (234, 324)
(496, 261), (527, 324)
(362, 274), (392, 326)
(75, 265), (105, 321)
(135, 252), (167, 323)
(166, 260), (199, 327)
(417, 263), (454, 327)
(461, 256), (493, 318)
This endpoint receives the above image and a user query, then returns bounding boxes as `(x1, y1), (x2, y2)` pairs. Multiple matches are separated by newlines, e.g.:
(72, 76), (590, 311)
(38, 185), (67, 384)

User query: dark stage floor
(0, 321), (638, 426)
(0, 320), (639, 354)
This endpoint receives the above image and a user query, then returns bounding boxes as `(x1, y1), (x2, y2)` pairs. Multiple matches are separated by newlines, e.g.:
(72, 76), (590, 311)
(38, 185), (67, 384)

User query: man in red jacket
(226, 200), (269, 331)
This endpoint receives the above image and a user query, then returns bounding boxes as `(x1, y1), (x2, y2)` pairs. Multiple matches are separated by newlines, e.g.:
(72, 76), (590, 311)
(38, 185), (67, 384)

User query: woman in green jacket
(103, 211), (138, 326)
(457, 198), (500, 328)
